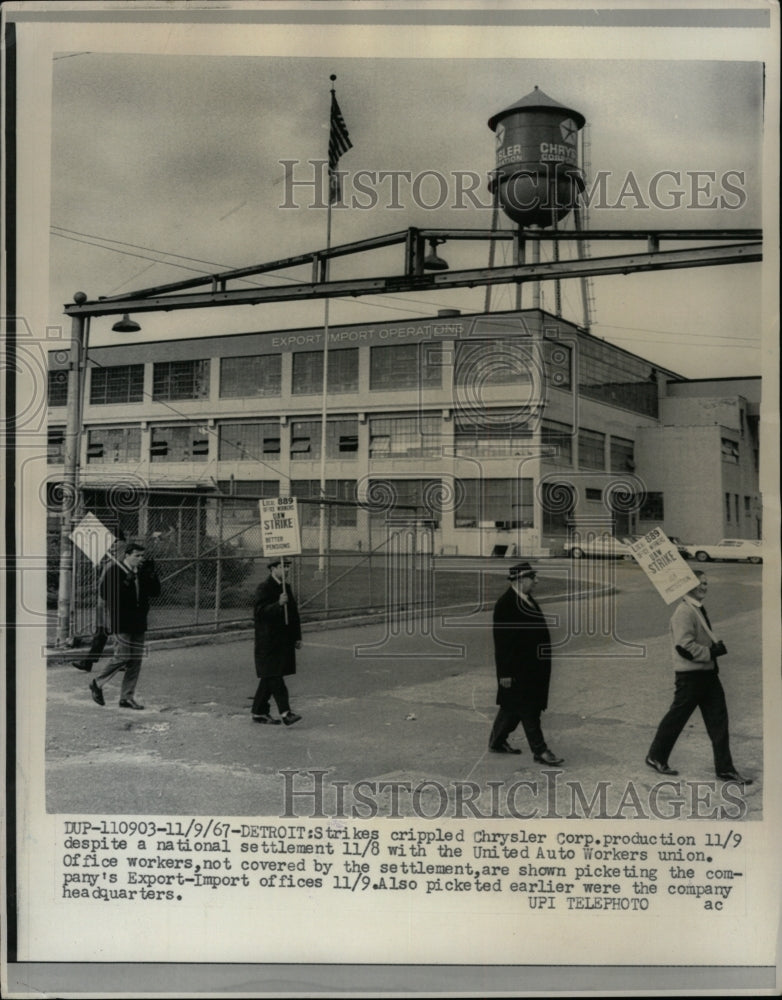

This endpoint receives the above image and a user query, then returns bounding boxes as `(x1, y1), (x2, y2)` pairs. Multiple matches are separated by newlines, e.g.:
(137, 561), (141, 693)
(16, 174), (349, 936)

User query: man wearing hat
(251, 558), (303, 726)
(488, 562), (563, 765)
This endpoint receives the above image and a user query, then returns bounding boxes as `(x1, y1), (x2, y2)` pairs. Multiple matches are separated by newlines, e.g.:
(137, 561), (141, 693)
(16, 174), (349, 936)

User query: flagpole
(317, 73), (352, 575)
(316, 77), (337, 575)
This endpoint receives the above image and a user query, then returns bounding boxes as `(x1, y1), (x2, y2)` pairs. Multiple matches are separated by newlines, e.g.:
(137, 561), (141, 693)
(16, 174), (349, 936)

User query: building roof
(488, 86), (586, 132)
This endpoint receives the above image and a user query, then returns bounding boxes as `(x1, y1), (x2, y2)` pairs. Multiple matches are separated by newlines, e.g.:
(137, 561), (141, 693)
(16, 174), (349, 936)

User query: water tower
(487, 86), (590, 321)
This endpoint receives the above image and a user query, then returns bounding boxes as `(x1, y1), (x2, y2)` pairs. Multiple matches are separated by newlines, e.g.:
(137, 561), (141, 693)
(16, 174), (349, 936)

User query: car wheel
(570, 547), (584, 559)
(695, 550), (710, 562)
(748, 556), (762, 564)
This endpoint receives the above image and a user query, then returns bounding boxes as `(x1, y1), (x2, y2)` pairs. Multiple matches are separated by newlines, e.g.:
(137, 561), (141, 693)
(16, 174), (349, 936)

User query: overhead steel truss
(63, 227), (762, 318)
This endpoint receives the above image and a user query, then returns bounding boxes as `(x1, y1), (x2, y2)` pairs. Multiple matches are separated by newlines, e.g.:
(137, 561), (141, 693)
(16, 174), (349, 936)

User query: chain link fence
(48, 486), (434, 643)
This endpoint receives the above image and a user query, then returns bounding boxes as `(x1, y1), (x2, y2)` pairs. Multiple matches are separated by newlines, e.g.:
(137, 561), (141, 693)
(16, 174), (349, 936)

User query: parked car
(684, 538), (763, 563)
(668, 536), (691, 558)
(563, 535), (635, 559)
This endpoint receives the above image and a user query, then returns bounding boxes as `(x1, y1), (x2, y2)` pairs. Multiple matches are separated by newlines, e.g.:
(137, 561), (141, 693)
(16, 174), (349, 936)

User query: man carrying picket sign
(645, 570), (752, 785)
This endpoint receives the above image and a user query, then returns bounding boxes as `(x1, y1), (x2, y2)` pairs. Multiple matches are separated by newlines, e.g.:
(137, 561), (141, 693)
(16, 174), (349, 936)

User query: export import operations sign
(259, 496), (302, 557)
(629, 527), (699, 604)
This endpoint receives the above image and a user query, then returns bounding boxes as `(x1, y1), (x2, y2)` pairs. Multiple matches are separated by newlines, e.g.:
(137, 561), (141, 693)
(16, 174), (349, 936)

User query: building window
(577, 338), (659, 417)
(542, 339), (572, 390)
(578, 428), (606, 470)
(744, 495), (751, 516)
(725, 492), (731, 523)
(639, 492), (664, 521)
(455, 478), (534, 529)
(721, 437), (739, 463)
(220, 354), (281, 398)
(610, 436), (635, 473)
(541, 481), (575, 533)
(291, 480), (358, 526)
(289, 417), (359, 461)
(369, 413), (441, 459)
(152, 360), (210, 401)
(585, 488), (602, 502)
(734, 494), (740, 523)
(455, 340), (536, 389)
(217, 479), (280, 497)
(454, 408), (534, 456)
(86, 426), (141, 463)
(218, 421), (281, 461)
(369, 343), (442, 391)
(48, 370), (68, 406)
(89, 364), (144, 405)
(292, 348), (358, 395)
(150, 424), (210, 462)
(47, 427), (65, 464)
(366, 478), (442, 525)
(541, 420), (573, 466)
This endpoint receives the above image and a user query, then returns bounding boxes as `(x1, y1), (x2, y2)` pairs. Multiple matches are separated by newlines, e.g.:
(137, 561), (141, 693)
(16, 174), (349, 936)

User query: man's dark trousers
(252, 677), (291, 717)
(648, 669), (734, 773)
(489, 705), (546, 756)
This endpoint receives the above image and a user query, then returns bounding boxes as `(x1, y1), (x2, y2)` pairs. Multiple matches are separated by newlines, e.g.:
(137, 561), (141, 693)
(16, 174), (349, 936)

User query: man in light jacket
(645, 570), (752, 785)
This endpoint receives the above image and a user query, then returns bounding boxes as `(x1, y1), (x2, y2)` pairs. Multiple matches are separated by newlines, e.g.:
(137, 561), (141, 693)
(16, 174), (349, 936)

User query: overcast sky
(49, 53), (765, 378)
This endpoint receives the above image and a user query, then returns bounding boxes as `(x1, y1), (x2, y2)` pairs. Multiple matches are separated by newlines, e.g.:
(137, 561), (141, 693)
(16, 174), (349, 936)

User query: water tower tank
(488, 86), (585, 227)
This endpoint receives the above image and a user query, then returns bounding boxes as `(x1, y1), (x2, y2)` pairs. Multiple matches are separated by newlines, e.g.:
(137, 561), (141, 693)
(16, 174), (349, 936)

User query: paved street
(45, 561), (764, 819)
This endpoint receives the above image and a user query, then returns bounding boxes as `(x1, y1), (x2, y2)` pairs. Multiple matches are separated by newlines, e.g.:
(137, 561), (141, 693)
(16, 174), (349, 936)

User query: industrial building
(46, 306), (761, 556)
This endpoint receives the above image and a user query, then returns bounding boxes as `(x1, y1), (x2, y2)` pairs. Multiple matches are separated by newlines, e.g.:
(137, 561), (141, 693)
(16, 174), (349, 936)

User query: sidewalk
(44, 563), (763, 820)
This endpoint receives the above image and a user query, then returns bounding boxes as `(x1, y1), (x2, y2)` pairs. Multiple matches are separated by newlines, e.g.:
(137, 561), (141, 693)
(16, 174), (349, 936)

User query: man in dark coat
(251, 558), (302, 726)
(89, 541), (161, 710)
(488, 562), (563, 765)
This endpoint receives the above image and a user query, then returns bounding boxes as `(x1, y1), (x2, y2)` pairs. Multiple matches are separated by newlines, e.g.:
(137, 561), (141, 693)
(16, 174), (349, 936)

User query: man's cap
(268, 557), (293, 568)
(508, 561), (537, 580)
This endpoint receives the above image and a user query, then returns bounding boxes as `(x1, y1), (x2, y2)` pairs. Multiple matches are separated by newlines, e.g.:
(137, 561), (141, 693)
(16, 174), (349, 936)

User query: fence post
(214, 495), (223, 631)
(193, 497), (201, 626)
(324, 501), (332, 621)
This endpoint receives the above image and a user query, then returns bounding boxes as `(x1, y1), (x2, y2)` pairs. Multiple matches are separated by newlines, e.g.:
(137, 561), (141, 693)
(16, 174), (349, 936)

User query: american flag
(328, 93), (352, 204)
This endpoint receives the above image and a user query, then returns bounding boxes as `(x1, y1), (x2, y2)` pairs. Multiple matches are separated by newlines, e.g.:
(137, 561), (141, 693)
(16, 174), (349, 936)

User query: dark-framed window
(290, 479), (358, 526)
(150, 424), (210, 462)
(152, 360), (210, 401)
(47, 370), (68, 407)
(290, 417), (359, 460)
(218, 421), (281, 461)
(577, 338), (659, 417)
(89, 364), (144, 405)
(578, 428), (605, 471)
(366, 478), (442, 525)
(369, 413), (441, 458)
(610, 436), (635, 473)
(455, 478), (534, 529)
(369, 343), (442, 391)
(541, 419), (574, 466)
(47, 427), (65, 464)
(292, 348), (358, 395)
(86, 426), (141, 463)
(455, 340), (537, 389)
(454, 407), (534, 457)
(638, 492), (664, 521)
(220, 354), (281, 398)
(721, 437), (739, 464)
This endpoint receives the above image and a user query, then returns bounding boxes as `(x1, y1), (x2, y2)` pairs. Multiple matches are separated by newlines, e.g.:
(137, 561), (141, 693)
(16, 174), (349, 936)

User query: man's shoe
(89, 680), (105, 706)
(73, 661), (92, 672)
(252, 714), (282, 725)
(717, 770), (753, 785)
(282, 712), (302, 726)
(489, 741), (522, 754)
(534, 750), (564, 766)
(119, 698), (144, 710)
(645, 756), (679, 776)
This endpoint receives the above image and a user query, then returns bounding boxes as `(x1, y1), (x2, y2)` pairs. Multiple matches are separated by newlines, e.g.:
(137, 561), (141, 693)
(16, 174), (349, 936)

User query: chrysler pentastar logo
(496, 122), (505, 146)
(560, 118), (578, 143)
